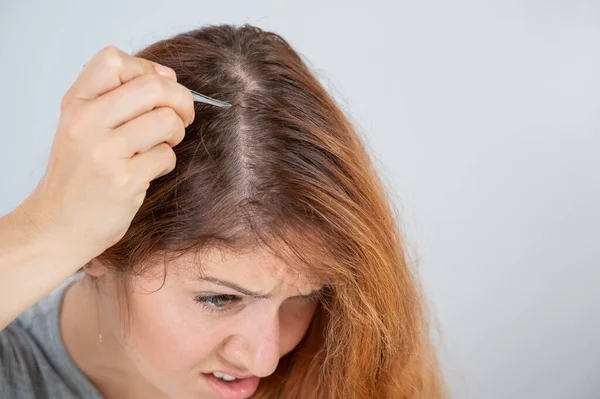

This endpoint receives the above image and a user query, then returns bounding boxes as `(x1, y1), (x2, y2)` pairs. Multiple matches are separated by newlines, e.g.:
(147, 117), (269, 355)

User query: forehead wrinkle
(190, 245), (324, 297)
(263, 264), (324, 297)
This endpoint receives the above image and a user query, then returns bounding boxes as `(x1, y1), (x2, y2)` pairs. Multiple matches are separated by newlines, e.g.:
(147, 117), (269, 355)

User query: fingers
(66, 46), (162, 102)
(129, 142), (177, 183)
(90, 72), (195, 129)
(39, 45), (187, 258)
(109, 106), (186, 157)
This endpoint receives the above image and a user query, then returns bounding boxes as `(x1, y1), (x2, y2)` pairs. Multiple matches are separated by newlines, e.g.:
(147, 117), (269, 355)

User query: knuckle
(62, 104), (95, 140)
(60, 88), (83, 115)
(99, 46), (125, 72)
(100, 45), (121, 55)
(159, 142), (175, 156)
(159, 107), (183, 132)
(63, 123), (82, 140)
(160, 143), (176, 164)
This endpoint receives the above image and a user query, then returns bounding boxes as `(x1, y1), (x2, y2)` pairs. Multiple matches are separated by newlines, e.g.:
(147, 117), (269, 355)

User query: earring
(96, 298), (103, 344)
(93, 280), (103, 344)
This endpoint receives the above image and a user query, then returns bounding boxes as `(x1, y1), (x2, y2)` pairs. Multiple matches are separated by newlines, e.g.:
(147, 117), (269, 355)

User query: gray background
(1, 1), (599, 398)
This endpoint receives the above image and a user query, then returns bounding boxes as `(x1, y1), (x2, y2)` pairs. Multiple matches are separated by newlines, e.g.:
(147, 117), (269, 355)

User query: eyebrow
(197, 277), (272, 299)
(197, 276), (322, 299)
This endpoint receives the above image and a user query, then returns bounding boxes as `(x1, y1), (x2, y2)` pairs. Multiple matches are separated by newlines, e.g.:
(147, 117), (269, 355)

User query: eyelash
(195, 294), (241, 315)
(194, 291), (321, 315)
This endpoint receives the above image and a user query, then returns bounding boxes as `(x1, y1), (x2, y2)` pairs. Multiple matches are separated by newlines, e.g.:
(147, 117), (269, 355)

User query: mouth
(201, 372), (260, 399)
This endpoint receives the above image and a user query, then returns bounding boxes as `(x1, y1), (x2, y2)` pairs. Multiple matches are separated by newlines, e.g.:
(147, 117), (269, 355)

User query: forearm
(0, 203), (90, 330)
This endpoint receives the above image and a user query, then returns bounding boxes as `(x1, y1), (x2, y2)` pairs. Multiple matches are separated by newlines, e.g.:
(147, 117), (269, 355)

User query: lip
(202, 372), (261, 399)
(207, 370), (256, 379)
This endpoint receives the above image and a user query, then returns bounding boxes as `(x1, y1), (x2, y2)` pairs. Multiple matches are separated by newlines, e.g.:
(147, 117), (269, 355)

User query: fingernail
(153, 64), (177, 81)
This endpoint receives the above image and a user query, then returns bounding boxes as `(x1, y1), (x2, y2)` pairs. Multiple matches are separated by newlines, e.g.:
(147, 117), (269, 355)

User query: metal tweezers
(189, 89), (231, 108)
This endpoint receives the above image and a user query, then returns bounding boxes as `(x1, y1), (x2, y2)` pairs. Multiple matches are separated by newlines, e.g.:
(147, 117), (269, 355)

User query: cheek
(117, 289), (222, 373)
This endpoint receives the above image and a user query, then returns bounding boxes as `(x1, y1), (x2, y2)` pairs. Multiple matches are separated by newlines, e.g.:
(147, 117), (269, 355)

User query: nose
(224, 307), (281, 378)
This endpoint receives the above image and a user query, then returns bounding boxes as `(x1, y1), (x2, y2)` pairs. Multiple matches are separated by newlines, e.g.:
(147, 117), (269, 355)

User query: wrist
(11, 197), (93, 266)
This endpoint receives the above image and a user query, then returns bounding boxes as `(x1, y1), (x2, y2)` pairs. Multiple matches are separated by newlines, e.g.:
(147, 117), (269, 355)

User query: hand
(23, 45), (195, 258)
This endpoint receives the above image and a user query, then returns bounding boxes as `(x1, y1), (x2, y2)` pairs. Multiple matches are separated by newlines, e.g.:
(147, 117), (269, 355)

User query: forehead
(172, 246), (323, 293)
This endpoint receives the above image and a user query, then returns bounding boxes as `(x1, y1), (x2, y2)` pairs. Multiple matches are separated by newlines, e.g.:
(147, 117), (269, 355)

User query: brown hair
(96, 24), (445, 398)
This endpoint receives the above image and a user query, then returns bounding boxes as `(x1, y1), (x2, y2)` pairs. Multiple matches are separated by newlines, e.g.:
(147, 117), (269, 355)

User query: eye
(194, 294), (241, 314)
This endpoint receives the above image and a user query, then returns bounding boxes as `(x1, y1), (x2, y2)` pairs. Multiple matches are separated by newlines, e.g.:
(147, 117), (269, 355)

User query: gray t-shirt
(0, 274), (104, 399)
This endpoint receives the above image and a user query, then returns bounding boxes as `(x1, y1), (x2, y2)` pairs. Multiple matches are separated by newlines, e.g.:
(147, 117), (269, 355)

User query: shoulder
(12, 272), (81, 346)
(0, 273), (84, 399)
(0, 320), (46, 396)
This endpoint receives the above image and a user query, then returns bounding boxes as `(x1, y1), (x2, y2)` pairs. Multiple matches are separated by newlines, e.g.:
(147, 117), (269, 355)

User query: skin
(61, 246), (323, 399)
(0, 47), (194, 332)
(0, 46), (320, 399)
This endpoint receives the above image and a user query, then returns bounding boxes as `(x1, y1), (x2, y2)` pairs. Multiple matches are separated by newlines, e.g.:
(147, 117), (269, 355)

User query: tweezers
(190, 89), (231, 108)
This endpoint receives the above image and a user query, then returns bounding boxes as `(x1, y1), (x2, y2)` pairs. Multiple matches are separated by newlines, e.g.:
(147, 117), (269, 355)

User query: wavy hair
(96, 24), (445, 398)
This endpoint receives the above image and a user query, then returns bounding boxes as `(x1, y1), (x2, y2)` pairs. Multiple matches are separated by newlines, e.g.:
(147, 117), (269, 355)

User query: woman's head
(89, 24), (444, 398)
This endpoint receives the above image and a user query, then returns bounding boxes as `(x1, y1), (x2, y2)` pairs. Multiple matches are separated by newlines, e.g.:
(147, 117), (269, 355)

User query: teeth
(212, 371), (236, 381)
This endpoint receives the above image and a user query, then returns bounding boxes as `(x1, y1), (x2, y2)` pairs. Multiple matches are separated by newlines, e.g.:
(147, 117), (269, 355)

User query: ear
(83, 259), (106, 277)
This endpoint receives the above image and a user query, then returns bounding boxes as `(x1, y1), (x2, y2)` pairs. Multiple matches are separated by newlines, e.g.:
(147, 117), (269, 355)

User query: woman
(0, 24), (444, 399)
